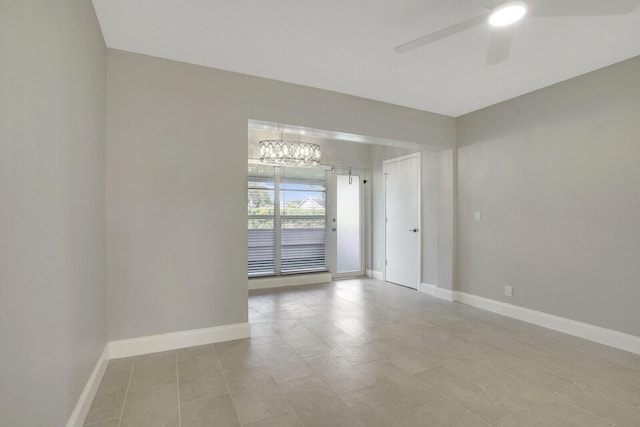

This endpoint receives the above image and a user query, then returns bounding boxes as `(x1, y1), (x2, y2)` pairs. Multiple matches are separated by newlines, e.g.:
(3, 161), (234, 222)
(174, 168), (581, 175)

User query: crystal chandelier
(259, 139), (321, 166)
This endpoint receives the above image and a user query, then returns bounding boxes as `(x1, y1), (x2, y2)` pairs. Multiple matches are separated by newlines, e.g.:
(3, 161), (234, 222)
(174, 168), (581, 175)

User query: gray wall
(0, 0), (107, 425)
(370, 146), (455, 290)
(106, 50), (455, 340)
(456, 56), (640, 336)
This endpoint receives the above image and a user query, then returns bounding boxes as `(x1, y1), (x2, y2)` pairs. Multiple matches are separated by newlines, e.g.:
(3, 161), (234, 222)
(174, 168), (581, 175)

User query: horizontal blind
(280, 166), (329, 274)
(248, 163), (329, 277)
(248, 164), (276, 276)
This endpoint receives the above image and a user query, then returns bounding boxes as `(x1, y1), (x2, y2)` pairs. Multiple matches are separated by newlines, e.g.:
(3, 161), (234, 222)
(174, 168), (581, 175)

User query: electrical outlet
(504, 285), (513, 297)
(474, 211), (482, 222)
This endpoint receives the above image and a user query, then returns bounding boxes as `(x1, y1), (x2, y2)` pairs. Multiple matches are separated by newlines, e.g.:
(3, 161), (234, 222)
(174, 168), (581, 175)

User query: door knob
(409, 228), (418, 232)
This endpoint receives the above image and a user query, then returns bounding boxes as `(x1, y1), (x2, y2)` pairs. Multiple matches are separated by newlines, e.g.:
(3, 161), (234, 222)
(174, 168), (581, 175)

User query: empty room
(2, 0), (640, 426)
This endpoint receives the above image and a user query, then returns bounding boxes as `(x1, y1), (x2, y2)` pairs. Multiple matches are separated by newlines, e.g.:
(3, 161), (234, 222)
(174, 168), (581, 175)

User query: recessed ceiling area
(248, 120), (426, 151)
(92, 0), (640, 117)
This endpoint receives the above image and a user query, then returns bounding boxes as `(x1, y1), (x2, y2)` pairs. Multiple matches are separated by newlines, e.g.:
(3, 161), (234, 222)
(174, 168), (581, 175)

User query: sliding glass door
(331, 169), (365, 278)
(248, 163), (329, 277)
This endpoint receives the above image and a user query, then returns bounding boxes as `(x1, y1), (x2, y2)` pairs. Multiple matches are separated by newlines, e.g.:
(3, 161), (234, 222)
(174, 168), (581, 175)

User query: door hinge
(385, 260), (388, 266)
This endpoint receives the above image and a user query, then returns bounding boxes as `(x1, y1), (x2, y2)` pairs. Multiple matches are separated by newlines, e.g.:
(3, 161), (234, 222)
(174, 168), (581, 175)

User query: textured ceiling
(92, 0), (640, 117)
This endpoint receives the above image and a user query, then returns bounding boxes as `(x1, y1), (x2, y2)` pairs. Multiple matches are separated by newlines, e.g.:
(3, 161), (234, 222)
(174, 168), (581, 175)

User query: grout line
(175, 350), (182, 427)
(84, 417), (120, 426)
(552, 381), (576, 396)
(116, 358), (135, 427)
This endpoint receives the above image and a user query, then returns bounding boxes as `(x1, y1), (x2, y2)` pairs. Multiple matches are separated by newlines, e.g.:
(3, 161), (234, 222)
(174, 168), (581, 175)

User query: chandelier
(259, 139), (321, 166)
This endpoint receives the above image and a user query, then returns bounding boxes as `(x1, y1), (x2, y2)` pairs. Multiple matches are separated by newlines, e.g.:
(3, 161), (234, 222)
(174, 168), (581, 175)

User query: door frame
(383, 152), (421, 286)
(330, 167), (367, 279)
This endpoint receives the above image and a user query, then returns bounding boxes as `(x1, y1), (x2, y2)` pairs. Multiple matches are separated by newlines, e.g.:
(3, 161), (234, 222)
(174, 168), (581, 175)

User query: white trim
(419, 282), (436, 296)
(454, 291), (640, 355)
(66, 344), (109, 427)
(366, 269), (384, 281)
(248, 272), (332, 291)
(109, 322), (251, 359)
(436, 288), (454, 301)
(419, 283), (454, 301)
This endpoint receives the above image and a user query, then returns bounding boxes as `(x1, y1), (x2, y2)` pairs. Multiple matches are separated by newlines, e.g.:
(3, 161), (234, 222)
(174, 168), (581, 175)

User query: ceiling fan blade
(486, 26), (514, 65)
(394, 14), (488, 54)
(531, 0), (640, 17)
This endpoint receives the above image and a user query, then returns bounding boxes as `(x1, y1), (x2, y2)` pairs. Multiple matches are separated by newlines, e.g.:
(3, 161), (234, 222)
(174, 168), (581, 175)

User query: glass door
(332, 169), (365, 278)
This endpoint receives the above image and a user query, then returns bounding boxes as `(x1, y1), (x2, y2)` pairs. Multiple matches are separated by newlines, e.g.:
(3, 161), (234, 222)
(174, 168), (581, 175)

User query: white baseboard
(366, 269), (384, 281)
(419, 282), (436, 295)
(454, 291), (640, 355)
(66, 344), (109, 427)
(419, 283), (454, 301)
(249, 272), (332, 291)
(109, 322), (251, 359)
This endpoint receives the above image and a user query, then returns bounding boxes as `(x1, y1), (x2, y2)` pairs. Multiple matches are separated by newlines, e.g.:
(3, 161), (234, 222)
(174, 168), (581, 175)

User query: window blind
(248, 163), (329, 277)
(248, 164), (276, 276)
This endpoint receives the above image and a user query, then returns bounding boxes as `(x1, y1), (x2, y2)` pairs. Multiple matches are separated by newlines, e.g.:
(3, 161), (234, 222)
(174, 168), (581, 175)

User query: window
(248, 163), (329, 277)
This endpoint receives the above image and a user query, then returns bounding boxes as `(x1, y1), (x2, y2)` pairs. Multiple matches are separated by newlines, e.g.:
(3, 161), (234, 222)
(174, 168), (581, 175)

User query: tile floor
(84, 278), (640, 426)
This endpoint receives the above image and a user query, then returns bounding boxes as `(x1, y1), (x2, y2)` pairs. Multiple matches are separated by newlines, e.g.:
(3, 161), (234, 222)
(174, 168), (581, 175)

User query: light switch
(474, 211), (482, 222)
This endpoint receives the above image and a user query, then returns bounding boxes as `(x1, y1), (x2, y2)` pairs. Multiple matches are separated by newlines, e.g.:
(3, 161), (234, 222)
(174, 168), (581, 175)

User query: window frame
(248, 162), (330, 277)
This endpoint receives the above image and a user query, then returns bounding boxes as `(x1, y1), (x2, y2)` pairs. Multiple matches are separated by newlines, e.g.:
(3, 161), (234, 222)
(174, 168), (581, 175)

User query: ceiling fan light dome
(489, 1), (527, 27)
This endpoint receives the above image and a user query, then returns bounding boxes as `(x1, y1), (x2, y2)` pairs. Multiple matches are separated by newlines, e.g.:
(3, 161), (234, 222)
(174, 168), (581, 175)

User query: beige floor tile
(417, 366), (517, 424)
(230, 386), (294, 424)
(266, 358), (314, 384)
(134, 350), (176, 370)
(494, 401), (612, 427)
(482, 356), (573, 393)
(439, 355), (502, 382)
(248, 308), (266, 323)
(556, 383), (640, 427)
(177, 352), (221, 380)
(177, 352), (226, 402)
(326, 341), (384, 365)
(278, 374), (331, 396)
(215, 339), (264, 372)
(127, 352), (177, 393)
(478, 373), (558, 410)
(84, 419), (119, 427)
(178, 362), (228, 402)
(359, 360), (443, 409)
(224, 365), (295, 424)
(176, 343), (217, 361)
(105, 356), (135, 373)
(403, 397), (490, 427)
(303, 352), (376, 393)
(286, 386), (360, 427)
(339, 384), (413, 426)
(254, 342), (303, 366)
(370, 338), (442, 374)
(243, 411), (302, 427)
(180, 393), (240, 427)
(224, 366), (278, 396)
(84, 370), (130, 425)
(535, 355), (640, 406)
(120, 383), (179, 427)
(86, 279), (640, 426)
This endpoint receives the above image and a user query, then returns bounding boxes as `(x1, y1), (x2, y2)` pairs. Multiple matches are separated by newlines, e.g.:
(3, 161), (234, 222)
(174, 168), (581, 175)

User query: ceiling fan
(394, 0), (640, 65)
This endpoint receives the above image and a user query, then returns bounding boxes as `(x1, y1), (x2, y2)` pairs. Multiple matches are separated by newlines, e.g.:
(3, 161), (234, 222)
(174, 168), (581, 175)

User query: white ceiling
(92, 0), (640, 117)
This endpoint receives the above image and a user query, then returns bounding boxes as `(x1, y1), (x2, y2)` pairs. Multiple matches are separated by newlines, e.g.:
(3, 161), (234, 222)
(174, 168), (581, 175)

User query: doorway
(384, 153), (420, 289)
(331, 168), (365, 279)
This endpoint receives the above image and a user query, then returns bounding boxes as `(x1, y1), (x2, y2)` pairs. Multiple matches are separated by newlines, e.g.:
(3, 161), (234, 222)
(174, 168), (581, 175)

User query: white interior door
(332, 171), (365, 278)
(384, 153), (420, 289)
